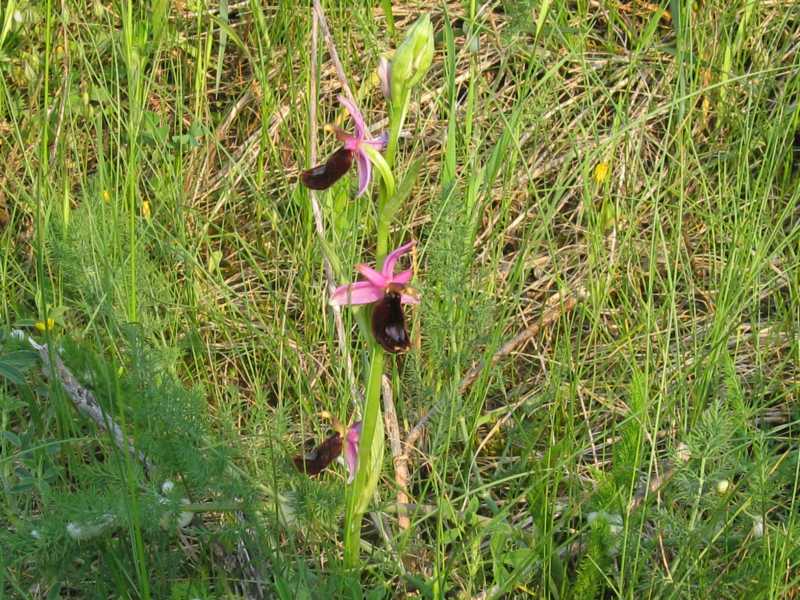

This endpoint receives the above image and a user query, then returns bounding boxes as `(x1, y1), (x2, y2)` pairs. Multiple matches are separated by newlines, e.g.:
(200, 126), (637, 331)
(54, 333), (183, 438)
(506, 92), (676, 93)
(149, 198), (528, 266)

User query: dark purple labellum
(293, 433), (343, 476)
(300, 147), (353, 190)
(371, 290), (410, 353)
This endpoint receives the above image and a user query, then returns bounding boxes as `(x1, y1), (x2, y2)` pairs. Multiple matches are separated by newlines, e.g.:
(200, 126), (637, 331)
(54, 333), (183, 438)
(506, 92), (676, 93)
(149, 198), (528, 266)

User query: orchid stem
(344, 171), (392, 570)
(344, 77), (412, 570)
(385, 91), (409, 168)
(344, 346), (384, 567)
(376, 218), (390, 266)
(344, 113), (400, 572)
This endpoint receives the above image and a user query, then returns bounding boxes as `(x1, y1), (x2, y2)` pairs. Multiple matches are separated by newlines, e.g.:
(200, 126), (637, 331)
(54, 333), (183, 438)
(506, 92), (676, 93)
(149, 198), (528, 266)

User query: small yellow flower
(593, 162), (610, 184)
(34, 318), (56, 332)
(102, 190), (110, 203)
(141, 201), (151, 220)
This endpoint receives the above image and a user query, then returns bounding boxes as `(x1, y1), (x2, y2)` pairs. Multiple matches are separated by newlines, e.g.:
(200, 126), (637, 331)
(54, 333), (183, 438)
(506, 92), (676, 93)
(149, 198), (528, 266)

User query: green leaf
(0, 0), (16, 51)
(1, 430), (21, 447)
(355, 413), (383, 517)
(361, 144), (395, 199)
(442, 14), (457, 188)
(1, 349), (38, 370)
(151, 0), (168, 46)
(669, 0), (682, 39)
(316, 236), (343, 280)
(380, 0), (395, 38)
(214, 0), (229, 94)
(0, 349), (37, 385)
(381, 157), (422, 223)
(535, 0), (554, 40)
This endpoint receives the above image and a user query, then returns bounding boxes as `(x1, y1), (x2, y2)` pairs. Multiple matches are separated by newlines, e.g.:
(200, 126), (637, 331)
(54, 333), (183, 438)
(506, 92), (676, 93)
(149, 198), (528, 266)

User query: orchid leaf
(354, 413), (383, 516)
(316, 236), (343, 280)
(361, 144), (395, 199)
(382, 157), (422, 223)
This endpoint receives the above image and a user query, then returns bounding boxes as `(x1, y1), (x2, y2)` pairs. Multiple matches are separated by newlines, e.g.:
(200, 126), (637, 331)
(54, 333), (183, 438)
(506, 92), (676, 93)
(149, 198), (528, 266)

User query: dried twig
(382, 375), (410, 530)
(312, 0), (357, 108)
(461, 289), (585, 392)
(22, 334), (154, 472)
(233, 524), (267, 600)
(628, 460), (677, 513)
(308, 5), (361, 407)
(409, 288), (585, 449)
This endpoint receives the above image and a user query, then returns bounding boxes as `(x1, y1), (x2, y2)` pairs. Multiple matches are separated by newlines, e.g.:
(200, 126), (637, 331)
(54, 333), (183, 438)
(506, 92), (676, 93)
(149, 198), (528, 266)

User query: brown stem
(312, 0), (357, 108)
(382, 375), (410, 530)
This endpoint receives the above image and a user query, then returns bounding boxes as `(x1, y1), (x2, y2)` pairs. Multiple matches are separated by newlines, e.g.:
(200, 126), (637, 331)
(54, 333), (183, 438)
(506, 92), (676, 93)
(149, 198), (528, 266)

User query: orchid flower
(301, 95), (387, 197)
(293, 413), (363, 483)
(330, 240), (418, 306)
(330, 240), (418, 353)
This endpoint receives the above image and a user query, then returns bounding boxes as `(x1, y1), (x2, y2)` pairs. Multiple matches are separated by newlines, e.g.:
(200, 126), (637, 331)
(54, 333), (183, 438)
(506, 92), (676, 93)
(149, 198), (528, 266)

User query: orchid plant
(299, 14), (434, 569)
(301, 96), (388, 197)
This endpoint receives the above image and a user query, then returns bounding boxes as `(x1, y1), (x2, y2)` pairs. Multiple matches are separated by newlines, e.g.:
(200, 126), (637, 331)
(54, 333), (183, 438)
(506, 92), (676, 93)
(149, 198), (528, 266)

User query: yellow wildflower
(34, 318), (56, 332)
(141, 201), (151, 220)
(102, 190), (110, 203)
(593, 162), (610, 184)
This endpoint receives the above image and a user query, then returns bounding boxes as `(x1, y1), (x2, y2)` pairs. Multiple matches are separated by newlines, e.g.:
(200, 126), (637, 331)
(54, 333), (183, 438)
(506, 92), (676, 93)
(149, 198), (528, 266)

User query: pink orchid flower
(343, 421), (362, 483)
(300, 95), (387, 197)
(293, 417), (362, 483)
(330, 240), (419, 307)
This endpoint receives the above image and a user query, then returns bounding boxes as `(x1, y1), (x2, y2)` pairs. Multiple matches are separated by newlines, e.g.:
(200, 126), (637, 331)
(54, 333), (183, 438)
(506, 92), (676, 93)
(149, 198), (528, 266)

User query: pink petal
(355, 263), (388, 289)
(338, 95), (366, 140)
(378, 57), (391, 100)
(400, 293), (420, 305)
(363, 131), (388, 151)
(341, 135), (360, 152)
(381, 240), (416, 279)
(391, 269), (413, 285)
(345, 421), (362, 484)
(355, 151), (371, 197)
(329, 281), (383, 306)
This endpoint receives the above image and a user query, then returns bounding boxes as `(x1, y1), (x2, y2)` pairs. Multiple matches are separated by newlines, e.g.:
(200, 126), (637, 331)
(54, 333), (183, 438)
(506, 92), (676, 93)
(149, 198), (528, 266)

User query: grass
(1, 0), (800, 597)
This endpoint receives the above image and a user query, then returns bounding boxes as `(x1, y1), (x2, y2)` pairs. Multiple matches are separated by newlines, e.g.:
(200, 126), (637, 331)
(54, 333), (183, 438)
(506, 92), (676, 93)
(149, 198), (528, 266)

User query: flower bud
(390, 14), (434, 104)
(715, 479), (730, 495)
(377, 56), (391, 101)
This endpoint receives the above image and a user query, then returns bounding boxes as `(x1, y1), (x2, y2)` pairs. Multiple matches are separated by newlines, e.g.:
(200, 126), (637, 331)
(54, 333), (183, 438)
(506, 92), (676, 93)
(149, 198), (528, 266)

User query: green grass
(2, 0), (800, 598)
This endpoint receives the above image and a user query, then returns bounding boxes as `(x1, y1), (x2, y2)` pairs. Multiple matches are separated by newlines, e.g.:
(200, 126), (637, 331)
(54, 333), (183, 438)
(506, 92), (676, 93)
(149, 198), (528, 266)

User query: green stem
(344, 347), (384, 567)
(385, 90), (409, 168)
(376, 217), (390, 264)
(343, 83), (410, 570)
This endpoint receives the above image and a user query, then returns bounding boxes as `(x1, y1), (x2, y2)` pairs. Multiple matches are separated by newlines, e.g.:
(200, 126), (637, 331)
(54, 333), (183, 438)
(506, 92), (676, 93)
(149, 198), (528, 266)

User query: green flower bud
(390, 14), (434, 104)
